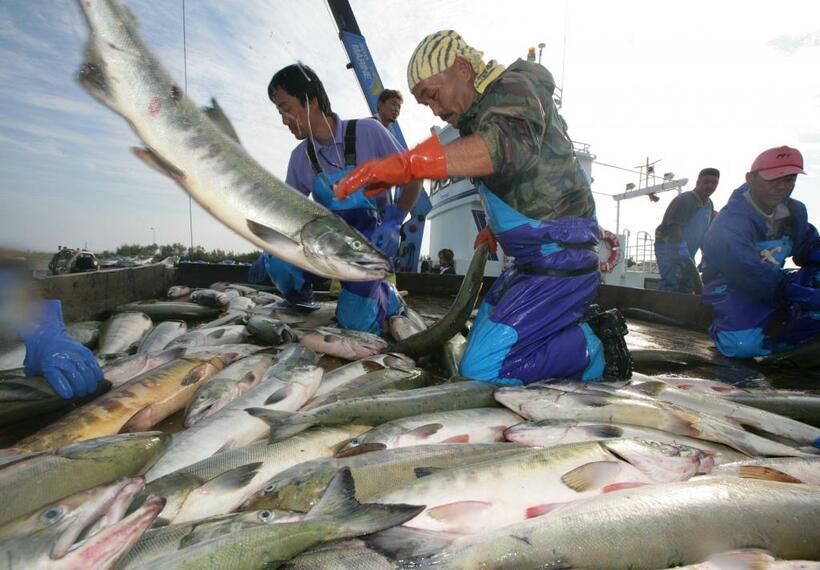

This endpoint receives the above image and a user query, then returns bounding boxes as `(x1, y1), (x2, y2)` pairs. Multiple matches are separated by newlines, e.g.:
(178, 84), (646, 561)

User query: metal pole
(616, 200), (620, 235)
(183, 0), (193, 251)
(150, 226), (156, 244)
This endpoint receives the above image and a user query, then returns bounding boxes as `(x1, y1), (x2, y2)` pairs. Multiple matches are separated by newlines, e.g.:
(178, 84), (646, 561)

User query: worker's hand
(474, 226), (498, 254)
(22, 300), (103, 400)
(247, 254), (268, 284)
(334, 135), (447, 200)
(371, 205), (405, 259)
(676, 241), (690, 259)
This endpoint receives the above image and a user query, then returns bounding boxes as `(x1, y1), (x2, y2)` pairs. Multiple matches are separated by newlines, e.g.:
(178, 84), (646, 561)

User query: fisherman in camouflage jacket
(335, 30), (632, 383)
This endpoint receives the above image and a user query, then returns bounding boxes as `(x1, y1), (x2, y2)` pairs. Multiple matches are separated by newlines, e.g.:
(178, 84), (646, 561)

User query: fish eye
(40, 507), (64, 524)
(349, 438), (360, 446)
(258, 510), (274, 522)
(264, 484), (275, 494)
(349, 239), (363, 251)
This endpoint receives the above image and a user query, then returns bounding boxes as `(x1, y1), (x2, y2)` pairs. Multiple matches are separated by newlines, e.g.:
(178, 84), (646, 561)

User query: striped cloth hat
(407, 30), (505, 94)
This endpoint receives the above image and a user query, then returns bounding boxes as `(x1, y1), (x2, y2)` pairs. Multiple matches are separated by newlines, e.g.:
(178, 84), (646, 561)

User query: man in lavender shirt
(248, 63), (422, 334)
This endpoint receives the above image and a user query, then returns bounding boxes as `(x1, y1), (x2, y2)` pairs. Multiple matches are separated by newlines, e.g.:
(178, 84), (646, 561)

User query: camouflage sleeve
(473, 71), (551, 178)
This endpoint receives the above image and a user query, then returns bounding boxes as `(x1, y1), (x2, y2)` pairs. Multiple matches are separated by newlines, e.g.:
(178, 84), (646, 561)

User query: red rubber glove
(333, 135), (447, 200)
(474, 226), (497, 254)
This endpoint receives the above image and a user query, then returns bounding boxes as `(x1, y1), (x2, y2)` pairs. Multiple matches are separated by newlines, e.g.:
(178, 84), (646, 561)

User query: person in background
(248, 64), (422, 334)
(437, 248), (456, 274)
(701, 146), (820, 358)
(1, 251), (103, 399)
(654, 168), (720, 293)
(334, 30), (632, 383)
(376, 89), (403, 130)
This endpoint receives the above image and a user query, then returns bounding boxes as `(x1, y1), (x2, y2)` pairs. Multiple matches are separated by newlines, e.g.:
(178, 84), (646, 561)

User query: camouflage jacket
(458, 59), (595, 221)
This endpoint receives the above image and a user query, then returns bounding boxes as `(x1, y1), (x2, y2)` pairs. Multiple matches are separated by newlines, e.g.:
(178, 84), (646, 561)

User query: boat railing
(623, 229), (658, 274)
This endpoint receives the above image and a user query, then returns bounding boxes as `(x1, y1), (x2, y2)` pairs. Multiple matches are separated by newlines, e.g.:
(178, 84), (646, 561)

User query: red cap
(750, 146), (805, 181)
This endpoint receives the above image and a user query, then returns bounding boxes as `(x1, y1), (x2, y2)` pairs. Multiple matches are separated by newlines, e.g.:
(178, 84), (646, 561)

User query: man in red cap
(701, 146), (820, 358)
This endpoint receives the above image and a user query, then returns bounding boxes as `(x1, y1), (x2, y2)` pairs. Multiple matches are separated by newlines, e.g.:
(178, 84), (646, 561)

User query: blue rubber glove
(810, 248), (820, 265)
(676, 241), (690, 259)
(21, 300), (103, 399)
(786, 282), (820, 311)
(248, 254), (268, 284)
(371, 205), (405, 259)
(263, 253), (316, 309)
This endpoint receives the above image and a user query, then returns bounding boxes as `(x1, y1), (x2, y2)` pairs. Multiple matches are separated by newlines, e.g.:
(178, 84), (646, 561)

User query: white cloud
(768, 30), (820, 55)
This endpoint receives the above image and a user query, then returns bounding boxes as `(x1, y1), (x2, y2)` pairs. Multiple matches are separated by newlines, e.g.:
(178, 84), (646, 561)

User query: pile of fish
(2, 0), (816, 567)
(1, 270), (819, 569)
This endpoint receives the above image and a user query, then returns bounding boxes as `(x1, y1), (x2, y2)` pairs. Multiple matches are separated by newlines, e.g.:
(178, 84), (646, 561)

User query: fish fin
(335, 442), (386, 458)
(560, 461), (623, 492)
(737, 465), (803, 483)
(239, 370), (261, 389)
(245, 407), (293, 424)
(414, 466), (444, 479)
(602, 482), (648, 493)
(441, 434), (470, 443)
(364, 527), (456, 560)
(525, 503), (563, 518)
(201, 97), (241, 143)
(572, 395), (612, 408)
(198, 462), (263, 495)
(264, 384), (294, 405)
(426, 501), (492, 524)
(306, 468), (423, 539)
(246, 220), (300, 249)
(181, 365), (209, 386)
(630, 381), (665, 397)
(120, 405), (156, 432)
(76, 43), (119, 112)
(582, 425), (624, 439)
(132, 147), (186, 181)
(406, 423), (443, 440)
(207, 329), (227, 339)
(260, 561), (288, 569)
(244, 407), (312, 442)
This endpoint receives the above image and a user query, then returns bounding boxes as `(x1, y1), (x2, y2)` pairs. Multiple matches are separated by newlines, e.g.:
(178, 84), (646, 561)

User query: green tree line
(98, 243), (260, 263)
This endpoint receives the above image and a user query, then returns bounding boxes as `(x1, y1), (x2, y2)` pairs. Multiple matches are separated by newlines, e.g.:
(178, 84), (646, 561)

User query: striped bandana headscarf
(407, 30), (505, 94)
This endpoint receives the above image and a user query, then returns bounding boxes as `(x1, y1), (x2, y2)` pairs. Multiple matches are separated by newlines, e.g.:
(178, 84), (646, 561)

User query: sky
(1, 0), (819, 258)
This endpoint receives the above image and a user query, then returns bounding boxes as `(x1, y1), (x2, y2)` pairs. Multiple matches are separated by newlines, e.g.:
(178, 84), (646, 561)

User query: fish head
(334, 433), (389, 458)
(243, 470), (332, 512)
(604, 439), (715, 482)
(300, 215), (391, 281)
(504, 420), (573, 445)
(58, 432), (171, 465)
(0, 477), (147, 565)
(54, 494), (165, 570)
(184, 385), (232, 427)
(237, 508), (304, 525)
(382, 353), (416, 368)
